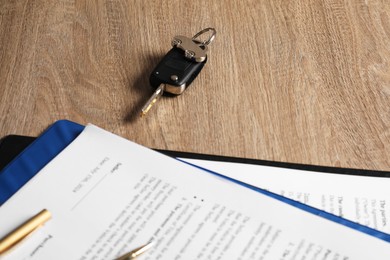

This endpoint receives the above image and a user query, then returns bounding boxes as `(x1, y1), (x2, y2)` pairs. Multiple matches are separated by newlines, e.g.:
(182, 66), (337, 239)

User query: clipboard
(1, 120), (390, 243)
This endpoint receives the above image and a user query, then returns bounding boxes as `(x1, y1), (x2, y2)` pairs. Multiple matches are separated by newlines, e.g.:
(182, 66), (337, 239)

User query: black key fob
(149, 48), (207, 95)
(141, 28), (216, 116)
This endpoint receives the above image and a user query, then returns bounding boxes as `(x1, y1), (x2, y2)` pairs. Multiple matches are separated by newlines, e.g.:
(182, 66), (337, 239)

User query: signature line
(71, 173), (110, 211)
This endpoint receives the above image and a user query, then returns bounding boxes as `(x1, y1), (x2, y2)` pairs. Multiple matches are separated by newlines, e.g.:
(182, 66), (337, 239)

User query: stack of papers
(181, 158), (390, 234)
(0, 122), (390, 259)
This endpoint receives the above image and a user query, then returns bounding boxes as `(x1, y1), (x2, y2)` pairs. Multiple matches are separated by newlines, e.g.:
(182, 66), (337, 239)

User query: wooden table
(1, 1), (389, 171)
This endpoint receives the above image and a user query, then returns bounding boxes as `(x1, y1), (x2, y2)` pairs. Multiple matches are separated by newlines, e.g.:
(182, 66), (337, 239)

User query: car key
(140, 28), (216, 117)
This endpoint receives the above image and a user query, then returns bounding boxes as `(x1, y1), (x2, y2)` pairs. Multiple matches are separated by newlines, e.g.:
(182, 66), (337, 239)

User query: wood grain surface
(1, 0), (389, 171)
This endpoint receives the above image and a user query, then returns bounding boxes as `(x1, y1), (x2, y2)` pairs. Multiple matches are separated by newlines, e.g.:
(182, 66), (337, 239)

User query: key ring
(192, 28), (216, 47)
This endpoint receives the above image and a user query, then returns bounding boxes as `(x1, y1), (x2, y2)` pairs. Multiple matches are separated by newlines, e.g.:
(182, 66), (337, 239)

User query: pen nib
(116, 241), (153, 260)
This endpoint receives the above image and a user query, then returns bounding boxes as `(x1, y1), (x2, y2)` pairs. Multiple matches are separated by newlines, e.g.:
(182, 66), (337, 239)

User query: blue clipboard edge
(0, 120), (84, 205)
(1, 120), (390, 243)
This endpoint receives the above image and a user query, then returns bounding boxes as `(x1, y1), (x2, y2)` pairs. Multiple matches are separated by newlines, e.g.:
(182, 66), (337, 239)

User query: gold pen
(0, 209), (51, 255)
(116, 241), (153, 260)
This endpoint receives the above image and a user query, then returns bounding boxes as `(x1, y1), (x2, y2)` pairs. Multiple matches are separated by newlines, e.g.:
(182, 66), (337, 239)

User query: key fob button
(165, 58), (192, 71)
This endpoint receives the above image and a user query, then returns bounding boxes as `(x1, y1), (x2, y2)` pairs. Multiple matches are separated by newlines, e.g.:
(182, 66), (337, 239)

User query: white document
(1, 125), (390, 260)
(180, 158), (390, 234)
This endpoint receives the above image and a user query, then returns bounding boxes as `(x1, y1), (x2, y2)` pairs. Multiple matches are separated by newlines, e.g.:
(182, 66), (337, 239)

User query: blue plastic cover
(0, 120), (84, 205)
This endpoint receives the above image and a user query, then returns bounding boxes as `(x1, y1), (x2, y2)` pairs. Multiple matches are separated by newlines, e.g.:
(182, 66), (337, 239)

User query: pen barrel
(0, 209), (51, 254)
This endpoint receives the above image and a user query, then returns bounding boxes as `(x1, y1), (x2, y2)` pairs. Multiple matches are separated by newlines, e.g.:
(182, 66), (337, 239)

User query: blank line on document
(71, 173), (110, 211)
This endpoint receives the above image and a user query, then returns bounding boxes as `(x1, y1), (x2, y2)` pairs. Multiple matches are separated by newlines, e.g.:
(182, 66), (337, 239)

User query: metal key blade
(140, 84), (165, 117)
